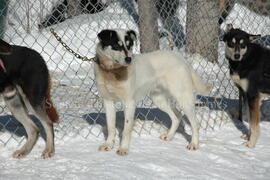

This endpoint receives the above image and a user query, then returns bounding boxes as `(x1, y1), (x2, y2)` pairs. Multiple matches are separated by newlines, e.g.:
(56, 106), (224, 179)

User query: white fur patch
(225, 46), (235, 60)
(240, 47), (247, 53)
(240, 46), (247, 56)
(232, 38), (236, 43)
(231, 73), (240, 85)
(240, 78), (249, 92)
(3, 88), (16, 98)
(231, 74), (249, 92)
(116, 30), (127, 45)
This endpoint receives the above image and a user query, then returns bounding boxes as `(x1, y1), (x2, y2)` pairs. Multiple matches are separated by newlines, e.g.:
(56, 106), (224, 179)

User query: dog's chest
(95, 66), (129, 99)
(99, 80), (127, 99)
(229, 61), (249, 92)
(230, 73), (249, 92)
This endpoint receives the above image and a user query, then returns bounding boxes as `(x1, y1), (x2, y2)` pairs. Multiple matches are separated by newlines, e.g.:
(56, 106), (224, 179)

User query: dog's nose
(234, 54), (240, 60)
(125, 57), (132, 64)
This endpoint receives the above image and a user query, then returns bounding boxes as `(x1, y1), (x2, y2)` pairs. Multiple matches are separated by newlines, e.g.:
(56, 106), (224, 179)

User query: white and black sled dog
(94, 29), (211, 155)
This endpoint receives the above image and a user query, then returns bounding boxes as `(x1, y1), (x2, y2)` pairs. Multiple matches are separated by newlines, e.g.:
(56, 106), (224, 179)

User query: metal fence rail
(0, 0), (270, 147)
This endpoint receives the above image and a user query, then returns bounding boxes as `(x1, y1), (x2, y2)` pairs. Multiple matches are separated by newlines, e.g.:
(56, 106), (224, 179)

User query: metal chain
(50, 28), (96, 62)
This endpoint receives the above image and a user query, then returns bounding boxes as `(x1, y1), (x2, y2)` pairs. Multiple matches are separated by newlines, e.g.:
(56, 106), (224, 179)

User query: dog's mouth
(231, 53), (242, 61)
(114, 59), (120, 64)
(113, 57), (132, 66)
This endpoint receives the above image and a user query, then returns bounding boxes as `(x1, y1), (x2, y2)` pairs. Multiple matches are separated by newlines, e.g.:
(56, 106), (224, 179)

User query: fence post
(186, 0), (219, 62)
(0, 0), (8, 39)
(137, 0), (159, 53)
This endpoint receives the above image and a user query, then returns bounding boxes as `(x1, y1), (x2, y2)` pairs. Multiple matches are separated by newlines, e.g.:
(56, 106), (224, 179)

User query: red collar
(0, 58), (7, 73)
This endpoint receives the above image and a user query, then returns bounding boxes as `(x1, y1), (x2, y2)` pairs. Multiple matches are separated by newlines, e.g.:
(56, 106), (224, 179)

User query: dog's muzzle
(234, 54), (240, 60)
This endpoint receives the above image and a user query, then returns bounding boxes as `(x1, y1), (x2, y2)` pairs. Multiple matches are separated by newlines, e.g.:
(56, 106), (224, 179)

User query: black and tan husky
(0, 39), (58, 158)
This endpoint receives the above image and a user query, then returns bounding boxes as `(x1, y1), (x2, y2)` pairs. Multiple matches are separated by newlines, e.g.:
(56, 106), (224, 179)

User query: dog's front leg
(238, 86), (243, 122)
(99, 99), (116, 152)
(243, 94), (261, 148)
(240, 92), (250, 140)
(117, 100), (135, 156)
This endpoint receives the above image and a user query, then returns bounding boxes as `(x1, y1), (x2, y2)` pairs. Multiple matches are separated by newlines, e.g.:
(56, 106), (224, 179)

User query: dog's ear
(225, 24), (233, 33)
(222, 24), (234, 42)
(222, 32), (228, 42)
(0, 39), (12, 55)
(127, 30), (137, 41)
(98, 29), (114, 43)
(249, 34), (261, 43)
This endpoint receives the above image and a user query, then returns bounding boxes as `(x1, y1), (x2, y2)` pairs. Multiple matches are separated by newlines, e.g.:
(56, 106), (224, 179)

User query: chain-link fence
(0, 0), (270, 147)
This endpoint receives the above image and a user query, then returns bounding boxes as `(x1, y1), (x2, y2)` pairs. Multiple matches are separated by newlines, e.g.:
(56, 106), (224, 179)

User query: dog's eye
(240, 44), (246, 49)
(228, 41), (235, 47)
(112, 44), (122, 50)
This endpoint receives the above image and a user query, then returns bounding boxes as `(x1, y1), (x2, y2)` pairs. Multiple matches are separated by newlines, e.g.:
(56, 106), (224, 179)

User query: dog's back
(134, 50), (211, 94)
(246, 43), (270, 93)
(0, 44), (58, 122)
(1, 46), (49, 106)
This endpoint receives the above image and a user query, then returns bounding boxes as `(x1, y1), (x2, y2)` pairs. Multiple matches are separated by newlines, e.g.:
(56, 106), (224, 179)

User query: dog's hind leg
(180, 95), (199, 150)
(244, 94), (260, 148)
(3, 87), (39, 158)
(16, 85), (55, 158)
(164, 71), (199, 149)
(117, 100), (135, 156)
(33, 107), (55, 158)
(171, 89), (199, 150)
(99, 99), (116, 152)
(150, 90), (180, 141)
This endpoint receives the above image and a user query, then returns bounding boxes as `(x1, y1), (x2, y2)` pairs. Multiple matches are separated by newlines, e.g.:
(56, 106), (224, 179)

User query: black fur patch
(223, 28), (270, 96)
(98, 29), (136, 53)
(223, 29), (249, 43)
(0, 39), (12, 55)
(0, 40), (49, 108)
(125, 30), (136, 50)
(98, 29), (120, 49)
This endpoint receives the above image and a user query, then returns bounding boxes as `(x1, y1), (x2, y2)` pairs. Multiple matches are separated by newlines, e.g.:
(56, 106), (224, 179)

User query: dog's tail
(191, 71), (212, 95)
(45, 74), (59, 123)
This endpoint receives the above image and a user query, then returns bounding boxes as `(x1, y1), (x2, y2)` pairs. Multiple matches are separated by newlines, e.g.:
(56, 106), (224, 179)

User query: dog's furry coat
(223, 24), (270, 148)
(95, 29), (211, 155)
(0, 39), (58, 158)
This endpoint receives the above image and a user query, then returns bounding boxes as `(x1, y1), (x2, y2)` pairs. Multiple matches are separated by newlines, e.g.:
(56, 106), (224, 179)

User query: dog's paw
(99, 143), (113, 152)
(231, 74), (240, 84)
(12, 150), (28, 158)
(242, 141), (256, 148)
(160, 134), (173, 141)
(41, 150), (55, 159)
(186, 143), (198, 150)
(240, 134), (249, 140)
(116, 148), (129, 156)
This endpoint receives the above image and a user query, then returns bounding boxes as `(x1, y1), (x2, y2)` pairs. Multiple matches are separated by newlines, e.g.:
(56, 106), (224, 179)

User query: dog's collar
(0, 58), (7, 73)
(95, 56), (127, 72)
(97, 63), (126, 72)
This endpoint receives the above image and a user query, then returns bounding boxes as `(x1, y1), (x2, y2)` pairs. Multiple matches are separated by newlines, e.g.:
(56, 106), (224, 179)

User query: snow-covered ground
(1, 1), (270, 179)
(1, 121), (270, 179)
